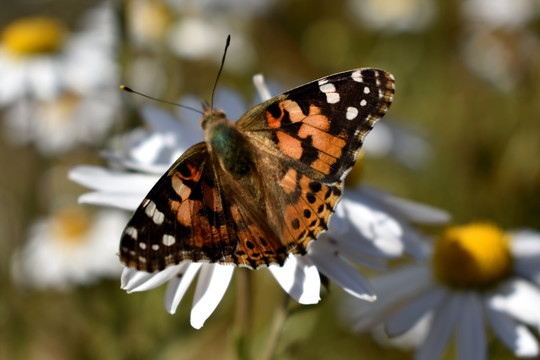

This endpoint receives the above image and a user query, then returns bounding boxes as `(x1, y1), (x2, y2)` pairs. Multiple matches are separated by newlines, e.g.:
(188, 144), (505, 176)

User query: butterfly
(120, 68), (395, 272)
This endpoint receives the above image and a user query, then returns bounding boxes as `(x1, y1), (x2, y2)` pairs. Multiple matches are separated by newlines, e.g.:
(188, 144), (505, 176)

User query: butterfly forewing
(120, 68), (395, 272)
(238, 68), (394, 182)
(238, 68), (395, 256)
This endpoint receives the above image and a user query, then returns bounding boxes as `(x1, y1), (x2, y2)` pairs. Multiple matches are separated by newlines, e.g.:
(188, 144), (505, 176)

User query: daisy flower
(0, 3), (120, 154)
(11, 207), (128, 290)
(344, 223), (540, 359)
(70, 75), (447, 328)
(3, 88), (120, 155)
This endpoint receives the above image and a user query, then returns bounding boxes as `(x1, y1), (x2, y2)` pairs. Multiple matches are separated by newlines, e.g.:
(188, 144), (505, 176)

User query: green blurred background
(1, 0), (539, 359)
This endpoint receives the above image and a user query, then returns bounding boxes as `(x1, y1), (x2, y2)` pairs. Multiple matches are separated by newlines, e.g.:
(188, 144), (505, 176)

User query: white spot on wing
(162, 234), (176, 246)
(364, 86), (370, 94)
(153, 210), (164, 225)
(319, 83), (335, 93)
(346, 107), (358, 120)
(144, 200), (165, 225)
(326, 93), (340, 104)
(139, 242), (147, 250)
(351, 70), (363, 82)
(318, 79), (328, 85)
(145, 200), (156, 217)
(152, 244), (159, 251)
(319, 83), (340, 104)
(125, 227), (138, 239)
(360, 99), (367, 107)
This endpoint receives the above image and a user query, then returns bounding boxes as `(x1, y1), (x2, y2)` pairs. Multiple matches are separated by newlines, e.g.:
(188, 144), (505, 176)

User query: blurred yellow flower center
(38, 92), (81, 121)
(128, 0), (172, 43)
(432, 223), (513, 288)
(365, 0), (419, 20)
(1, 16), (66, 56)
(344, 151), (364, 187)
(52, 209), (92, 245)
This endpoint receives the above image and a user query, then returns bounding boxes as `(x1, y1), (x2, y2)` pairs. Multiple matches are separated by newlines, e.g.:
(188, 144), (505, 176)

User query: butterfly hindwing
(120, 143), (289, 271)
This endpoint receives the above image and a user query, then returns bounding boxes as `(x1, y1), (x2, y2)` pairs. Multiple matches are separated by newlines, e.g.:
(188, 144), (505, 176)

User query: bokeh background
(1, 0), (539, 359)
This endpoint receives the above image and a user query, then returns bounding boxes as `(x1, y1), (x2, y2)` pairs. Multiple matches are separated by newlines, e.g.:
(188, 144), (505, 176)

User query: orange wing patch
(271, 162), (341, 254)
(275, 131), (303, 160)
(226, 199), (287, 268)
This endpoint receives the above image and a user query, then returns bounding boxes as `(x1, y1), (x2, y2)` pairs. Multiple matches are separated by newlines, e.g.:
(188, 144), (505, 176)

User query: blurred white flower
(462, 0), (537, 28)
(347, 0), (436, 33)
(11, 208), (128, 290)
(0, 3), (118, 104)
(167, 17), (256, 72)
(126, 0), (174, 49)
(167, 0), (278, 17)
(3, 89), (119, 155)
(461, 28), (539, 92)
(344, 223), (540, 359)
(0, 3), (120, 154)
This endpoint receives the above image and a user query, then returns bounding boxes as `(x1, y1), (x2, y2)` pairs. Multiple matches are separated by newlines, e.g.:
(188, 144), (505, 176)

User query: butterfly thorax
(202, 109), (254, 178)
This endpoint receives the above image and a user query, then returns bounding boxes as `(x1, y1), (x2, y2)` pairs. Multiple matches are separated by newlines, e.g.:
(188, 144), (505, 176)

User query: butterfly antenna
(120, 85), (204, 115)
(210, 34), (231, 111)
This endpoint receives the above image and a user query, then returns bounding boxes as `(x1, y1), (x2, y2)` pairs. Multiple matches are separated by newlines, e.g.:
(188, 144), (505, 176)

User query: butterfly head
(200, 102), (227, 130)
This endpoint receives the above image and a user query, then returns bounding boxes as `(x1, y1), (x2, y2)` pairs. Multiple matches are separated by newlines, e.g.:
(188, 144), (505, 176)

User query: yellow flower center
(1, 16), (66, 56)
(51, 208), (92, 245)
(432, 223), (513, 289)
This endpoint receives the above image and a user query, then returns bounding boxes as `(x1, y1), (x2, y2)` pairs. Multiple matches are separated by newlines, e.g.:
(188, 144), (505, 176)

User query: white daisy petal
(355, 185), (451, 224)
(416, 292), (462, 360)
(309, 240), (375, 301)
(69, 165), (158, 193)
(346, 265), (433, 332)
(457, 292), (486, 360)
(486, 303), (540, 357)
(386, 285), (445, 337)
(78, 191), (145, 211)
(338, 194), (405, 257)
(372, 265), (433, 309)
(121, 265), (180, 293)
(268, 254), (320, 305)
(28, 57), (61, 100)
(253, 74), (273, 102)
(512, 230), (540, 282)
(165, 262), (202, 314)
(489, 279), (540, 327)
(190, 264), (234, 329)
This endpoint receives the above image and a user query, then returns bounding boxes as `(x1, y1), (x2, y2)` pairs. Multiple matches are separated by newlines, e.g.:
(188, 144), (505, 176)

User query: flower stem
(260, 294), (290, 360)
(234, 269), (252, 360)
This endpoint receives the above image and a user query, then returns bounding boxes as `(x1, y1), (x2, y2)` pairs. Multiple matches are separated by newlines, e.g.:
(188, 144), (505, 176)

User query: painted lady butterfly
(120, 68), (395, 272)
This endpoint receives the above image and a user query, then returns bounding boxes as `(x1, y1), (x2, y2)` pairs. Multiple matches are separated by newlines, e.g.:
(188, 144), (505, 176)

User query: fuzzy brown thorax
(202, 110), (253, 177)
